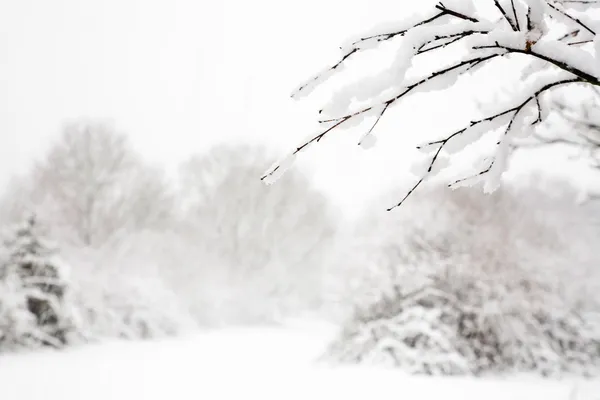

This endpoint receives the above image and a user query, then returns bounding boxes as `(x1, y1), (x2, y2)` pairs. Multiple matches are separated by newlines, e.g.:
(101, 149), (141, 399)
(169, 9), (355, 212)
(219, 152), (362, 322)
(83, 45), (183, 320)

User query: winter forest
(2, 0), (600, 399)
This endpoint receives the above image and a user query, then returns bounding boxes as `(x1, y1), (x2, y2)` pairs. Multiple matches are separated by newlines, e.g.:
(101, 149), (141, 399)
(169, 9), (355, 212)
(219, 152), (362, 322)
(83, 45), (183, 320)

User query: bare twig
(387, 144), (446, 211)
(435, 2), (479, 22)
(511, 0), (521, 31)
(260, 116), (351, 182)
(558, 29), (580, 41)
(568, 39), (594, 45)
(533, 96), (543, 124)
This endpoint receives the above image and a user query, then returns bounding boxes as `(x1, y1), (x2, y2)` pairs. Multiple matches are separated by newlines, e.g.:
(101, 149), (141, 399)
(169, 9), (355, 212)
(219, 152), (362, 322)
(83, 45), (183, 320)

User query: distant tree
(0, 214), (74, 350)
(3, 120), (175, 247)
(263, 0), (600, 209)
(177, 144), (338, 323)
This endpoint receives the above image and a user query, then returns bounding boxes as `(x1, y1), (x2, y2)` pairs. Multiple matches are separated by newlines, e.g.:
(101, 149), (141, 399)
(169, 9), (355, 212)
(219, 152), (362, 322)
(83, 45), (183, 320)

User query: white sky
(1, 0), (596, 216)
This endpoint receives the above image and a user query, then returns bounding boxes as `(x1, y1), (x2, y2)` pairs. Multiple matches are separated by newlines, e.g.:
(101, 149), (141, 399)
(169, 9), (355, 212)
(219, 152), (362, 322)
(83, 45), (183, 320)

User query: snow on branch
(263, 0), (600, 209)
(409, 76), (580, 208)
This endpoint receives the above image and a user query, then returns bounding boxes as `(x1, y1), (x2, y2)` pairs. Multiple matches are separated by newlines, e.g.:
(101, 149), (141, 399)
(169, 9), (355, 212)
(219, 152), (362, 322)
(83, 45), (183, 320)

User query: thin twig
(511, 0), (521, 31)
(494, 0), (518, 31)
(547, 2), (596, 35)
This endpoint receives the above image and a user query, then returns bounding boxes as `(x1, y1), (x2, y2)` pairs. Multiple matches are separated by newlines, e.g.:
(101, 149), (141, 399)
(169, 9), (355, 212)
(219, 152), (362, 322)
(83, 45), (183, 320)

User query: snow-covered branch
(393, 77), (580, 210)
(264, 0), (600, 209)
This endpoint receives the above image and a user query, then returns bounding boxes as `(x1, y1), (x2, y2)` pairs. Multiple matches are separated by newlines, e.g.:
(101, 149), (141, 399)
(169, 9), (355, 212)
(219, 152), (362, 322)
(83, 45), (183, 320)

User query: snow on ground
(1, 320), (599, 400)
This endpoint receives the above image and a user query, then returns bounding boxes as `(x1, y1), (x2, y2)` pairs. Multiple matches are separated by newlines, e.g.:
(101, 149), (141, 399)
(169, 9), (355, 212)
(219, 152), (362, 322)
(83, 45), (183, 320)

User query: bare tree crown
(262, 0), (600, 210)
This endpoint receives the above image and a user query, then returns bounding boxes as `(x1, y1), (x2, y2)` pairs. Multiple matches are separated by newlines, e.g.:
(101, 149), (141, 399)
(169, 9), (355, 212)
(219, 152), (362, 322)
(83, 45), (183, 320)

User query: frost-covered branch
(264, 0), (600, 209)
(402, 77), (580, 210)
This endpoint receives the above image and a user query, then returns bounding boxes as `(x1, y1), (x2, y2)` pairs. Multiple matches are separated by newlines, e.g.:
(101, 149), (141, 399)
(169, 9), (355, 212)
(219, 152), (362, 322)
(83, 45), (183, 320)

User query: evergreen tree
(0, 214), (73, 350)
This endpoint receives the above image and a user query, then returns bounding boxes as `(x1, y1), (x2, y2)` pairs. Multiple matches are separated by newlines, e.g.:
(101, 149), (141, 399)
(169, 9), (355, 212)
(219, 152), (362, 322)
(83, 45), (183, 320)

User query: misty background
(1, 0), (600, 392)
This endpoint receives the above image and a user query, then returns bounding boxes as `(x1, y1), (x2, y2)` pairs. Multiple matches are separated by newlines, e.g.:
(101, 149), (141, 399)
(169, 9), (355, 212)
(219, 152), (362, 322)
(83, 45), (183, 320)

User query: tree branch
(494, 0), (518, 31)
(271, 1), (600, 210)
(547, 2), (596, 35)
(417, 30), (490, 54)
(511, 0), (521, 31)
(390, 78), (582, 209)
(435, 2), (479, 22)
(473, 44), (600, 85)
(321, 53), (502, 125)
(292, 2), (485, 100)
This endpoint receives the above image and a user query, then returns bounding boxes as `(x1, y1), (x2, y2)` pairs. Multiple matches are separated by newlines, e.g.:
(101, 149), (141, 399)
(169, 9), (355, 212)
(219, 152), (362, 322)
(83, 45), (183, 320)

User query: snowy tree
(5, 119), (175, 247)
(177, 144), (338, 323)
(263, 0), (600, 209)
(0, 214), (74, 350)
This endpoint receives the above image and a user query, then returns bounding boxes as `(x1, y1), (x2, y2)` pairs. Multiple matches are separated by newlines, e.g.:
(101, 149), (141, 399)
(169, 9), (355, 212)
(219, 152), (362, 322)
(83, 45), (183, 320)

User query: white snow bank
(0, 323), (598, 400)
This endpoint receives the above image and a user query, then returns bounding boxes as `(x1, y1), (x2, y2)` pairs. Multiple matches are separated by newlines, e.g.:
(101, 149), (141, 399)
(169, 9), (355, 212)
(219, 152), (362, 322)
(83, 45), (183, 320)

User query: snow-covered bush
(70, 269), (198, 341)
(0, 215), (76, 351)
(325, 182), (600, 377)
(327, 274), (600, 377)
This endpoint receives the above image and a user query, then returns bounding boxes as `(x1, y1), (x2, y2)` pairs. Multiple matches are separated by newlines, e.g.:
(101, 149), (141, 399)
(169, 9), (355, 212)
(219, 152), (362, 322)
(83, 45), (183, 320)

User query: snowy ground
(1, 321), (599, 400)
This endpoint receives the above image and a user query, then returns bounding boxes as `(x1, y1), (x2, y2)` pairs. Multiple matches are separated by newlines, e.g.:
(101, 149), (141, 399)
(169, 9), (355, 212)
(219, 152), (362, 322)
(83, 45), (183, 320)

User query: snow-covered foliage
(264, 0), (600, 209)
(0, 215), (76, 351)
(327, 274), (600, 377)
(324, 182), (600, 376)
(70, 267), (197, 341)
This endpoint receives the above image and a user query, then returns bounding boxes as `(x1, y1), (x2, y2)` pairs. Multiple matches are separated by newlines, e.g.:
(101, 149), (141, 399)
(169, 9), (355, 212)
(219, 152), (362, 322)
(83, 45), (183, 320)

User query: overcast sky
(1, 0), (595, 215)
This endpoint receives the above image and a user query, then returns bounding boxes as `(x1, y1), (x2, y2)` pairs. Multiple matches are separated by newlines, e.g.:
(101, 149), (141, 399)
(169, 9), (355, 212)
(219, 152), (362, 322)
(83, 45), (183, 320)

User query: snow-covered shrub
(325, 182), (600, 377)
(70, 270), (198, 341)
(0, 215), (76, 351)
(327, 270), (600, 377)
(58, 241), (199, 341)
